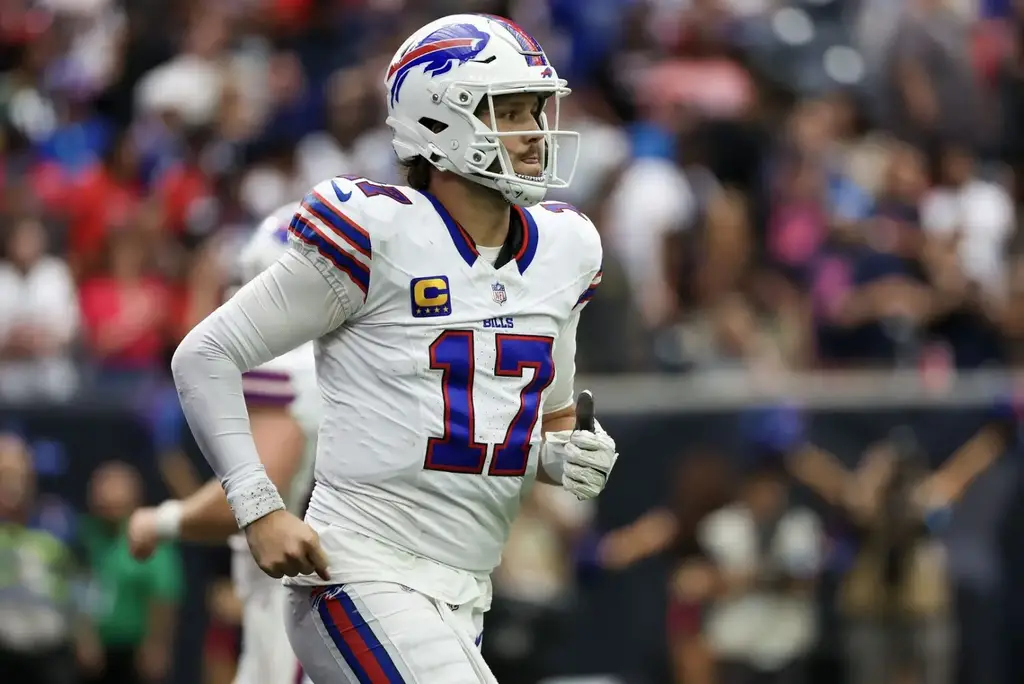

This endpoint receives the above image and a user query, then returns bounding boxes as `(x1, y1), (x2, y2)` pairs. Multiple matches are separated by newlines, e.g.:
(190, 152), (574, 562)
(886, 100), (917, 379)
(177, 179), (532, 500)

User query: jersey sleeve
(242, 366), (296, 408)
(574, 269), (602, 310)
(540, 204), (602, 414)
(570, 211), (603, 312)
(287, 178), (375, 318)
(543, 310), (580, 414)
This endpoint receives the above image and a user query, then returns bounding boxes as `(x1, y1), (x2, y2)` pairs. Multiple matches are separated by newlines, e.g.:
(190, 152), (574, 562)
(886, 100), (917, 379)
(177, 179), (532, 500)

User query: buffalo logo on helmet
(387, 24), (491, 106)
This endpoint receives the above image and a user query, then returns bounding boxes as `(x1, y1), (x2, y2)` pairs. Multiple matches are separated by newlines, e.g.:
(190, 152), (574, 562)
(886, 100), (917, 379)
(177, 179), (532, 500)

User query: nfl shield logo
(491, 282), (507, 305)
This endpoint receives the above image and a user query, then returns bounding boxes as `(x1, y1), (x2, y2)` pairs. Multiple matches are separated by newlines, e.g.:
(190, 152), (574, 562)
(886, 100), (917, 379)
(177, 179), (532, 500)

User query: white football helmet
(237, 202), (300, 283)
(385, 14), (578, 207)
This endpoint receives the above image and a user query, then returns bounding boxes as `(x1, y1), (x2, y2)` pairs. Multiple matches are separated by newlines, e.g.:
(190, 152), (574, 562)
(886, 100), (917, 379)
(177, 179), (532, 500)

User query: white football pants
(285, 582), (494, 683)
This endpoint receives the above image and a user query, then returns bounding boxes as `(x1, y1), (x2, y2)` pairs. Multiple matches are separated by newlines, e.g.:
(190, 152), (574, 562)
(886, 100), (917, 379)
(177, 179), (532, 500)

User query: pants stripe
(317, 586), (406, 684)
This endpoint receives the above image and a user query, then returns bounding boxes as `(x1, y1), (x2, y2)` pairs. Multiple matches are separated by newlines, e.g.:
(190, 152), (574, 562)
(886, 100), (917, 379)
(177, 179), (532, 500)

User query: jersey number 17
(424, 330), (555, 478)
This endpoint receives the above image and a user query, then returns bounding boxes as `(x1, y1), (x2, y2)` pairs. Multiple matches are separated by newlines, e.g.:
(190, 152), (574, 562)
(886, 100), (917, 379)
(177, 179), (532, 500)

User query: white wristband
(540, 431), (571, 482)
(226, 472), (286, 529)
(154, 500), (184, 539)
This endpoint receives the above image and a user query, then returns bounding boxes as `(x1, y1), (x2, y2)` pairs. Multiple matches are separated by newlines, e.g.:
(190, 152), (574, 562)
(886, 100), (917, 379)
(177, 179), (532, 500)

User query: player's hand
(544, 391), (618, 500)
(561, 418), (618, 500)
(244, 509), (331, 581)
(127, 507), (162, 561)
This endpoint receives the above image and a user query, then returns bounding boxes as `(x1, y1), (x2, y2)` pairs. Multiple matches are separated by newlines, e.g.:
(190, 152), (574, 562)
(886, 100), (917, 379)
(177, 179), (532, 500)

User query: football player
(128, 203), (320, 684)
(170, 13), (617, 683)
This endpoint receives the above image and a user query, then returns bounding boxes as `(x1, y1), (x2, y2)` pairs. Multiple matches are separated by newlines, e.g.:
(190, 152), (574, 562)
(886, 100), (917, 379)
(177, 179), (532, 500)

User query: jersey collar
(420, 190), (539, 274)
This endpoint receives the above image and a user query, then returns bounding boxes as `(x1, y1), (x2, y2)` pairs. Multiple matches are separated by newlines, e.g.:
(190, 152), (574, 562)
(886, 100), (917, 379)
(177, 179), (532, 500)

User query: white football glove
(542, 415), (618, 500)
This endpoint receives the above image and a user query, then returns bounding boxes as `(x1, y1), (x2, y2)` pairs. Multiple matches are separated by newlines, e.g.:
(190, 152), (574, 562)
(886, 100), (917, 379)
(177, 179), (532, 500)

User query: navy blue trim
(514, 206), (539, 274)
(419, 190), (478, 267)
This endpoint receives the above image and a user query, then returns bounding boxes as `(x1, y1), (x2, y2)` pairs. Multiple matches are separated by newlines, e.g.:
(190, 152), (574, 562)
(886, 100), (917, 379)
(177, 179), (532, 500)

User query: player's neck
(429, 175), (510, 248)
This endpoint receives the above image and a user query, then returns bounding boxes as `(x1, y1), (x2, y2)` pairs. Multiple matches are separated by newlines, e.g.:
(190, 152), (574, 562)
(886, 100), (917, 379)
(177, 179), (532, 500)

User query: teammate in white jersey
(127, 203), (321, 684)
(170, 13), (617, 683)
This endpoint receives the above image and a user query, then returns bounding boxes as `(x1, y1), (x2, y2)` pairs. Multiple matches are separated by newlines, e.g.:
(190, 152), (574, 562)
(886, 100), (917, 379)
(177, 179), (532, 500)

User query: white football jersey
(285, 175), (602, 582)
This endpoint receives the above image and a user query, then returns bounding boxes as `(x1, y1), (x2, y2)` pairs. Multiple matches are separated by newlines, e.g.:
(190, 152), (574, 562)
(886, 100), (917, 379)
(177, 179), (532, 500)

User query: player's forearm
(175, 479), (241, 542)
(160, 412), (305, 542)
(171, 251), (344, 527)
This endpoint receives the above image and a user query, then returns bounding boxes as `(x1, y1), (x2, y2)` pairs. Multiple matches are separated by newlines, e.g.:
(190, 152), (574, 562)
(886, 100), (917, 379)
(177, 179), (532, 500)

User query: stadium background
(3, 0), (1024, 683)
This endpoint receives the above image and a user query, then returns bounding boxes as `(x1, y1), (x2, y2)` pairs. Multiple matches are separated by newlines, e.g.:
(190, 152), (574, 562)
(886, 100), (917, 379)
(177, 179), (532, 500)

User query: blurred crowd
(4, 0), (1024, 683)
(1, 434), (182, 684)
(4, 0), (1024, 404)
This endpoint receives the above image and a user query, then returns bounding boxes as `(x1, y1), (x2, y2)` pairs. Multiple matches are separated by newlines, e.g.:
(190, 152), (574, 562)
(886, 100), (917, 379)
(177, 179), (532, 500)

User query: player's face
(480, 93), (546, 179)
(88, 462), (142, 522)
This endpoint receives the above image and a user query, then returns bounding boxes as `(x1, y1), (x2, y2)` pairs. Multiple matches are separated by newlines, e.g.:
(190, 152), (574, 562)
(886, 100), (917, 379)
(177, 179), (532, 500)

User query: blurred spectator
(604, 130), (700, 330)
(699, 455), (823, 684)
(837, 435), (953, 684)
(597, 449), (734, 573)
(61, 129), (145, 275)
(488, 486), (594, 683)
(78, 461), (181, 684)
(134, 8), (230, 131)
(920, 144), (1014, 298)
(917, 393), (1023, 684)
(677, 292), (787, 372)
(664, 451), (736, 684)
(293, 64), (398, 191)
(880, 0), (990, 149)
(576, 448), (735, 683)
(920, 143), (1012, 368)
(0, 433), (98, 684)
(78, 228), (173, 391)
(809, 143), (964, 367)
(0, 215), (79, 402)
(236, 52), (317, 218)
(151, 128), (217, 242)
(546, 87), (630, 211)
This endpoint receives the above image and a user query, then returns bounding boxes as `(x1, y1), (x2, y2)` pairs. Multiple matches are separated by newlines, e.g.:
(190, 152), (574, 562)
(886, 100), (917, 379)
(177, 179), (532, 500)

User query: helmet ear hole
(418, 117), (448, 134)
